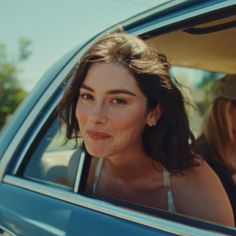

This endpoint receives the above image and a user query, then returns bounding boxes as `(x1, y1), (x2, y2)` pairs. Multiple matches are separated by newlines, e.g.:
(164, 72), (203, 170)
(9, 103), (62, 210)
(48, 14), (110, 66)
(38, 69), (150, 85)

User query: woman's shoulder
(172, 160), (234, 226)
(188, 157), (218, 176)
(174, 159), (222, 196)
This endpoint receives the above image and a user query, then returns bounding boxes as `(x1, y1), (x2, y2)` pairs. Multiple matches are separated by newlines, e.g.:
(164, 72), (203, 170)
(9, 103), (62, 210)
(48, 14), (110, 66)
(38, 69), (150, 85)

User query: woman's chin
(85, 146), (108, 158)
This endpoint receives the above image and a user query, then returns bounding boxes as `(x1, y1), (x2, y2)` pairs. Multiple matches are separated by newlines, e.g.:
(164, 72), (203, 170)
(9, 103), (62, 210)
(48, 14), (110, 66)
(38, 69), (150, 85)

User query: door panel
(0, 183), (174, 236)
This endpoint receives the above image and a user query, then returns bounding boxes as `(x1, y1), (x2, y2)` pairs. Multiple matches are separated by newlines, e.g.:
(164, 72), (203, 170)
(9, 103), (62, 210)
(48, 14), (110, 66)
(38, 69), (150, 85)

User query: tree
(0, 37), (31, 129)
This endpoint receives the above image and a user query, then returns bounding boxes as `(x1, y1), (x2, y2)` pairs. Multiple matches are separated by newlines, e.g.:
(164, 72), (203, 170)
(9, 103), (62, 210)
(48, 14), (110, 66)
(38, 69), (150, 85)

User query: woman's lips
(87, 130), (112, 141)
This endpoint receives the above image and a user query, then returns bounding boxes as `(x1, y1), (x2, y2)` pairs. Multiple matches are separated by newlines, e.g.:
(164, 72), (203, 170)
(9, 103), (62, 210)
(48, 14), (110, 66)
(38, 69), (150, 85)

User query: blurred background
(0, 0), (164, 131)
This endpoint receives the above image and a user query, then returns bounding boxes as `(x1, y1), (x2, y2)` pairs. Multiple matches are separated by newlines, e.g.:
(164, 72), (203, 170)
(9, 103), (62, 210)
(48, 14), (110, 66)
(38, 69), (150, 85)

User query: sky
(0, 0), (168, 91)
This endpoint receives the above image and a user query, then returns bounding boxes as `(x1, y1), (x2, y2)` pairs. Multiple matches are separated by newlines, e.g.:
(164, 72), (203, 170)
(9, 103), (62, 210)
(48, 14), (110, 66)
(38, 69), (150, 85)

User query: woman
(195, 75), (236, 222)
(57, 33), (234, 226)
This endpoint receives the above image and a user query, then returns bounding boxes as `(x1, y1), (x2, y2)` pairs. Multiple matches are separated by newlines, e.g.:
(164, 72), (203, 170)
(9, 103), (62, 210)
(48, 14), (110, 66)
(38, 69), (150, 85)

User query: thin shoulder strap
(163, 169), (176, 212)
(92, 158), (104, 194)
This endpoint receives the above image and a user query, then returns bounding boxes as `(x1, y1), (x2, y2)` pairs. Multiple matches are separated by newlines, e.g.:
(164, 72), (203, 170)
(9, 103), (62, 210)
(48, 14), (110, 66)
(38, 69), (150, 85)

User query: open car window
(17, 117), (82, 190)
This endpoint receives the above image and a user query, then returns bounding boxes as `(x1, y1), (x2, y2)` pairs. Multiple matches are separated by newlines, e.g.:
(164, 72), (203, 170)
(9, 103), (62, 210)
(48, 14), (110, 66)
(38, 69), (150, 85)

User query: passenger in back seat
(195, 75), (236, 222)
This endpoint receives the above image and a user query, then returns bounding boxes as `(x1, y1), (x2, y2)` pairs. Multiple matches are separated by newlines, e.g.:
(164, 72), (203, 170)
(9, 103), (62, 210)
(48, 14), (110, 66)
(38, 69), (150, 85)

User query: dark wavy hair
(57, 33), (199, 173)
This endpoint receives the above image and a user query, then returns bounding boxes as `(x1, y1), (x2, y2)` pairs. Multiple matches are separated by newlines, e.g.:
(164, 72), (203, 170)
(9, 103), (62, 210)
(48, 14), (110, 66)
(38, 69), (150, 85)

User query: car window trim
(184, 19), (236, 34)
(73, 151), (86, 193)
(123, 0), (236, 37)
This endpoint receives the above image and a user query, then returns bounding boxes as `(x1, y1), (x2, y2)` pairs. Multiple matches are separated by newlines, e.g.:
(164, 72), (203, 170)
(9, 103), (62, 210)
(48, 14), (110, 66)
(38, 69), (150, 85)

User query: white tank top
(92, 158), (176, 212)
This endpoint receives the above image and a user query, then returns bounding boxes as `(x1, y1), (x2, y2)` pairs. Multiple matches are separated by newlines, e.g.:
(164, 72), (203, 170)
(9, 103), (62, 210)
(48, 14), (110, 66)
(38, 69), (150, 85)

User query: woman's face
(76, 62), (152, 159)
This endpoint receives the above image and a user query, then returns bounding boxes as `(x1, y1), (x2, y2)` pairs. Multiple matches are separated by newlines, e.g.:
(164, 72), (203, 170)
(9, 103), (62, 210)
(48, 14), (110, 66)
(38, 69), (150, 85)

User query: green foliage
(18, 37), (32, 61)
(195, 71), (221, 115)
(0, 39), (31, 129)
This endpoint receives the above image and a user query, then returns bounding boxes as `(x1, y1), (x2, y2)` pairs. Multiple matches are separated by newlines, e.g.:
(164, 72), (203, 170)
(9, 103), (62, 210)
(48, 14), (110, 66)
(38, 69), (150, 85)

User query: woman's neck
(103, 150), (161, 183)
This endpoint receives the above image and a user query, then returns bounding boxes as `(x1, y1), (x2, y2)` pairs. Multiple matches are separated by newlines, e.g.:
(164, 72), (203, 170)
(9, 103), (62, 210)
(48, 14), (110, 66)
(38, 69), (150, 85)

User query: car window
(18, 117), (82, 189)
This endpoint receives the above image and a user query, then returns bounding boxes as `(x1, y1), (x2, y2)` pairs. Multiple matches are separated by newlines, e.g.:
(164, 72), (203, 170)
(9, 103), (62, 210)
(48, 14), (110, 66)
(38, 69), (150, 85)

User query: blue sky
(0, 0), (167, 91)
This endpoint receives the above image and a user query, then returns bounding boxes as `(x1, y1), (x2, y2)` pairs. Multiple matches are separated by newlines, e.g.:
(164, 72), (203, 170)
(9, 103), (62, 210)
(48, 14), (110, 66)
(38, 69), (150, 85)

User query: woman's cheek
(112, 108), (146, 130)
(76, 104), (88, 126)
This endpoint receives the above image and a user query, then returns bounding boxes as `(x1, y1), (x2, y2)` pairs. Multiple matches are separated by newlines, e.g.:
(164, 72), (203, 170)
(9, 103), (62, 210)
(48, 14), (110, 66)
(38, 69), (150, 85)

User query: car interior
(145, 9), (236, 137)
(147, 14), (236, 74)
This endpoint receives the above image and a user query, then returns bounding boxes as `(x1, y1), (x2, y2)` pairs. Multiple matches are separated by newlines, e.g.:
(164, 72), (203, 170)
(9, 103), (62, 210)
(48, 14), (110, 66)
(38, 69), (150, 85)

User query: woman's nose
(89, 102), (107, 124)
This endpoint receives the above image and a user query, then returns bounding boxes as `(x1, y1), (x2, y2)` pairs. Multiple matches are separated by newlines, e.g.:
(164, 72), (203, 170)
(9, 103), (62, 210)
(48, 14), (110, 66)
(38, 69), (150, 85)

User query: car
(1, 0), (236, 235)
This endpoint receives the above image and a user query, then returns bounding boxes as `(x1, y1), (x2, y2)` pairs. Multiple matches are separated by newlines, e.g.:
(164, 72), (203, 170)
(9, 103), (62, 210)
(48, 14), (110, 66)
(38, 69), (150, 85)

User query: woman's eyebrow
(106, 89), (136, 96)
(81, 84), (94, 92)
(81, 84), (136, 96)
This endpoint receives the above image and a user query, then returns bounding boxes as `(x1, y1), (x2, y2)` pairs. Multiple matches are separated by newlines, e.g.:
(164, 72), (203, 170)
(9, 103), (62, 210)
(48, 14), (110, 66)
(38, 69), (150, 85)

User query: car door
(1, 0), (236, 235)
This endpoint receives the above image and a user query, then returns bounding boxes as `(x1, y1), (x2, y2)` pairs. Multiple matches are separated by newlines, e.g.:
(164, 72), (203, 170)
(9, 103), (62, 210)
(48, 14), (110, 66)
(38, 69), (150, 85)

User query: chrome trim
(73, 151), (85, 193)
(121, 0), (188, 27)
(4, 175), (232, 236)
(126, 0), (236, 36)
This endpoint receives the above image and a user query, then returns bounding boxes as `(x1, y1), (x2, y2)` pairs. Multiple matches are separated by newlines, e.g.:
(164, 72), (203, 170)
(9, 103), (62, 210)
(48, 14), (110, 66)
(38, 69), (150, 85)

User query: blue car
(1, 0), (236, 235)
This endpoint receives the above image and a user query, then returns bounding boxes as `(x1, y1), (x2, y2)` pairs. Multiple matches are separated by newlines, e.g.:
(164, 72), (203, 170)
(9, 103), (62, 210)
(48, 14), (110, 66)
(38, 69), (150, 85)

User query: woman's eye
(111, 98), (127, 105)
(80, 93), (93, 100)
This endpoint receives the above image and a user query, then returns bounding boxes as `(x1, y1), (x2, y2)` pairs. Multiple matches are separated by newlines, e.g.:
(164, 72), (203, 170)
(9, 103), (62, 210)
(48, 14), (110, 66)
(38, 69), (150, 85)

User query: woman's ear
(146, 104), (162, 127)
